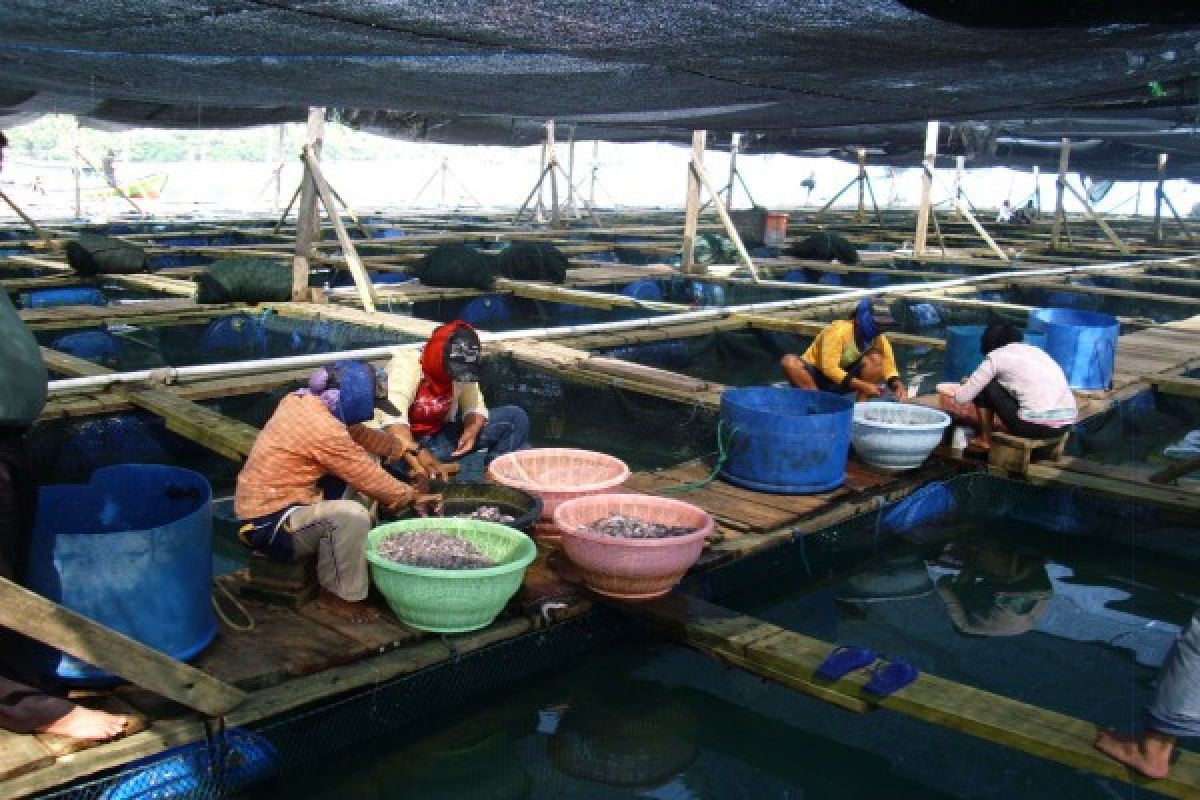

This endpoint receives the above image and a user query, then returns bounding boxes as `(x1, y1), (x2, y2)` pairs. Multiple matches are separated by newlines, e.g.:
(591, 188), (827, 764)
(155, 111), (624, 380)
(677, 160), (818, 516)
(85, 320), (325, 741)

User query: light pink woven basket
(553, 493), (714, 599)
(488, 448), (630, 522)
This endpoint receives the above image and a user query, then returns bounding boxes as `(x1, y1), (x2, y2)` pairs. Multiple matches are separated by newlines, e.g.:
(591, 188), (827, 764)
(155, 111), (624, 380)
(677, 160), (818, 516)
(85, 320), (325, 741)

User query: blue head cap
(854, 299), (893, 345)
(327, 360), (375, 424)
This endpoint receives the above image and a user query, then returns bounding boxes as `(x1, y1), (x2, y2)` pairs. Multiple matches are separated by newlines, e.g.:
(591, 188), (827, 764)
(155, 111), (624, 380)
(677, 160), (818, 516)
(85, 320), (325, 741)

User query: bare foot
(1094, 729), (1174, 779)
(318, 590), (382, 623)
(37, 706), (128, 741)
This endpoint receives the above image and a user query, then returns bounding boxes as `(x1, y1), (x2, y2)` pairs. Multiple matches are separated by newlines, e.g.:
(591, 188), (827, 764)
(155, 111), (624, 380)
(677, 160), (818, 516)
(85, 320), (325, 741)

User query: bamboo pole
(681, 130), (705, 273)
(1050, 138), (1070, 250)
(913, 121), (938, 256)
(301, 147), (379, 313)
(855, 148), (867, 221)
(0, 577), (245, 716)
(291, 107), (325, 301)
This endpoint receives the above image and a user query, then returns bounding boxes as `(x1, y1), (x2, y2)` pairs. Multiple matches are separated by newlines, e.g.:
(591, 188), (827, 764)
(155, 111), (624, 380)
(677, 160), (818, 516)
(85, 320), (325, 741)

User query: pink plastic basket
(553, 493), (714, 599)
(487, 448), (630, 522)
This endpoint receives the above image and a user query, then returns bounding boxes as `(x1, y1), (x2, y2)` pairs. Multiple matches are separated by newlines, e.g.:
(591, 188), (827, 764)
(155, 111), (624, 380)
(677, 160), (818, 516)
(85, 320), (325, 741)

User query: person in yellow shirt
(781, 299), (907, 400)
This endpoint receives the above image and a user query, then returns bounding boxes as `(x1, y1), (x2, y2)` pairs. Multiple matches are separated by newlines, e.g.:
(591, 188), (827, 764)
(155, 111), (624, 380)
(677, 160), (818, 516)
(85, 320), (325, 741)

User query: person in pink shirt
(953, 322), (1076, 450)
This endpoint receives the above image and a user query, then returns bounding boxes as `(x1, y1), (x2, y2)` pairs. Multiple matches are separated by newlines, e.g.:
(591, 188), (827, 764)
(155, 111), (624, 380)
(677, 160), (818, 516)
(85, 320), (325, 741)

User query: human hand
(415, 448), (449, 483)
(857, 381), (882, 399)
(451, 429), (479, 459)
(413, 493), (444, 517)
(892, 384), (909, 402)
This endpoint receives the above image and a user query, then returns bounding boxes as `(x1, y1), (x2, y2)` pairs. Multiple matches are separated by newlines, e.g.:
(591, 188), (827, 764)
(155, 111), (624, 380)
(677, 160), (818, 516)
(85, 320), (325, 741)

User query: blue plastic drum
(23, 288), (106, 308)
(943, 325), (986, 381)
(27, 464), (216, 684)
(720, 387), (854, 494)
(1028, 308), (1119, 390)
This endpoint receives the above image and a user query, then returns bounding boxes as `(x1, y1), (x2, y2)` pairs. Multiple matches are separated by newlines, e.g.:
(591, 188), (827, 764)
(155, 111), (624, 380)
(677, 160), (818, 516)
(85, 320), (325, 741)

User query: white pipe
(48, 252), (1200, 396)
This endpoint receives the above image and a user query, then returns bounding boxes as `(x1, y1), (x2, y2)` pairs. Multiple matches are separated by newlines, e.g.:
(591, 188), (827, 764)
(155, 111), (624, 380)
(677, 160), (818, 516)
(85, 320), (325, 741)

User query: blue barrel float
(27, 464), (216, 684)
(22, 287), (107, 308)
(720, 387), (854, 494)
(1028, 308), (1119, 390)
(943, 324), (1049, 381)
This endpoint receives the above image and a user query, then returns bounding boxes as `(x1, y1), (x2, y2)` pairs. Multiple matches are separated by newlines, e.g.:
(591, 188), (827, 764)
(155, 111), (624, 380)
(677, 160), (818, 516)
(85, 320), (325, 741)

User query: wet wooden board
(618, 592), (1200, 800)
(209, 597), (360, 679)
(0, 732), (53, 782)
(626, 457), (902, 535)
(296, 603), (425, 659)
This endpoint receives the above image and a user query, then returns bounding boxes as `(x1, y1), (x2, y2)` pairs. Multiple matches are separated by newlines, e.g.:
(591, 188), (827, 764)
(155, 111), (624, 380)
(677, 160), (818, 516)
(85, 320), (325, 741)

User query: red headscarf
(408, 320), (475, 437)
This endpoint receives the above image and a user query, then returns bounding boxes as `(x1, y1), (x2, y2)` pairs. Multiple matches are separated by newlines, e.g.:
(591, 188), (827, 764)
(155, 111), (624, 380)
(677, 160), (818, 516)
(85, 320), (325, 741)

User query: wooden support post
(814, 174), (860, 218)
(291, 107), (325, 301)
(0, 189), (53, 247)
(565, 125), (580, 218)
(589, 140), (599, 211)
(955, 199), (1009, 260)
(681, 130), (705, 273)
(1032, 165), (1041, 217)
(913, 121), (938, 257)
(73, 148), (143, 215)
(855, 148), (867, 221)
(725, 133), (741, 210)
(545, 121), (561, 228)
(690, 159), (760, 282)
(512, 163), (554, 225)
(301, 147), (379, 313)
(0, 577), (245, 716)
(327, 183), (372, 240)
(951, 156), (965, 220)
(1154, 153), (1166, 242)
(273, 124), (285, 210)
(1060, 179), (1131, 255)
(272, 182), (302, 236)
(1050, 138), (1070, 251)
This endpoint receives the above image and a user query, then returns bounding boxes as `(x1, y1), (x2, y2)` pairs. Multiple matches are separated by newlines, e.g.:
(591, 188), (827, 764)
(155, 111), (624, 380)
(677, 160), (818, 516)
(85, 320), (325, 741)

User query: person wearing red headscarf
(378, 321), (529, 482)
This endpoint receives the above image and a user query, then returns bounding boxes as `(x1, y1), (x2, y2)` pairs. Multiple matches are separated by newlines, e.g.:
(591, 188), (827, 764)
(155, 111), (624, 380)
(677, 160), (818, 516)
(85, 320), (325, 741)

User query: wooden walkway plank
(618, 592), (1200, 800)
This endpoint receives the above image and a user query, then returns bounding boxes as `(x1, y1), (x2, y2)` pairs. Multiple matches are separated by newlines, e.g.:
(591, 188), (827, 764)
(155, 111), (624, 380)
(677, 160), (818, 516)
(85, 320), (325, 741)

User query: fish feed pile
(376, 531), (497, 569)
(457, 505), (516, 525)
(582, 514), (696, 539)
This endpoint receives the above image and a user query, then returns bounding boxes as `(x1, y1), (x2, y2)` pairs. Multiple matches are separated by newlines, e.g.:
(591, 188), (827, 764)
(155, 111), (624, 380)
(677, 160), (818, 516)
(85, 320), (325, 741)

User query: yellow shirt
(801, 318), (900, 386)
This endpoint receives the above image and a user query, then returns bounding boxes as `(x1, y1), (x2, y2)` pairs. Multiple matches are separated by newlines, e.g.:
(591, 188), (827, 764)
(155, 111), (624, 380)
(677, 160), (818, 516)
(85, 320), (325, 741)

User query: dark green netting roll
(64, 234), (149, 275)
(495, 242), (568, 283)
(414, 244), (498, 290)
(196, 257), (293, 304)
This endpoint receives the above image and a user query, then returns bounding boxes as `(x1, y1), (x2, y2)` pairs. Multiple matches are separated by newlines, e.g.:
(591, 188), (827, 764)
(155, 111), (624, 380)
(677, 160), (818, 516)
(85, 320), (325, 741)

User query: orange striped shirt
(235, 393), (414, 519)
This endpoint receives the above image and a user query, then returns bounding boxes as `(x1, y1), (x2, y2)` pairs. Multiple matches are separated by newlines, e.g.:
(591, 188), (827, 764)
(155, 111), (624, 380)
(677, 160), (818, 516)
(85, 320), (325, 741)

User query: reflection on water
(930, 540), (1053, 637)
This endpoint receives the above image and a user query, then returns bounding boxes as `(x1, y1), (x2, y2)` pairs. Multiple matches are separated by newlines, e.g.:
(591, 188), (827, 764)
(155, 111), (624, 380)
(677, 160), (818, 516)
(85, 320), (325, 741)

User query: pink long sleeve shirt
(954, 343), (1077, 426)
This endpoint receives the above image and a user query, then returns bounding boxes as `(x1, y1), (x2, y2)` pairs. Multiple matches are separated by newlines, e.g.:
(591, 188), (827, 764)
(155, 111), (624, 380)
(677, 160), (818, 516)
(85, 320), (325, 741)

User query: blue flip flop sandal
(815, 645), (877, 681)
(863, 657), (919, 696)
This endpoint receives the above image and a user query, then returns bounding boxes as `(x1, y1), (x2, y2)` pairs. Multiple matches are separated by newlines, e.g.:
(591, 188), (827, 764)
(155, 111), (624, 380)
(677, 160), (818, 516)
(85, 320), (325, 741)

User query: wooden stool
(228, 554), (318, 609)
(988, 431), (1069, 475)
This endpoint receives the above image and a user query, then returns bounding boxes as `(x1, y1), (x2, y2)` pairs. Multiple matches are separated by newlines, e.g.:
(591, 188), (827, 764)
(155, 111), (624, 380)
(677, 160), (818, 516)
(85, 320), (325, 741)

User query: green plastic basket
(365, 518), (537, 633)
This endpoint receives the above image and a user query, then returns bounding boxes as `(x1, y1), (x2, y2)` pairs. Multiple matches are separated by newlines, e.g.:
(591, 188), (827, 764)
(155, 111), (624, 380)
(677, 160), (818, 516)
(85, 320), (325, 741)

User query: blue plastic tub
(945, 325), (1050, 380)
(27, 464), (216, 684)
(23, 287), (107, 308)
(619, 279), (664, 302)
(719, 387), (854, 494)
(943, 325), (986, 381)
(1028, 308), (1119, 390)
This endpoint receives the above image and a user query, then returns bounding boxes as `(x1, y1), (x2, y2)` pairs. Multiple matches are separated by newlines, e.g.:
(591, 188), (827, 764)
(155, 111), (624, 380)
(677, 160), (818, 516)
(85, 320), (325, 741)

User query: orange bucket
(764, 212), (789, 246)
